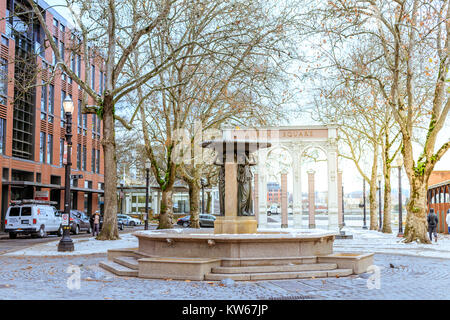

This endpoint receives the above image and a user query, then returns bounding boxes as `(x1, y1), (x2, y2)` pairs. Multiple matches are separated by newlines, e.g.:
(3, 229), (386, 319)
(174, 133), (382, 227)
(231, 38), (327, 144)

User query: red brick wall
(0, 1), (104, 213)
(429, 171), (450, 187)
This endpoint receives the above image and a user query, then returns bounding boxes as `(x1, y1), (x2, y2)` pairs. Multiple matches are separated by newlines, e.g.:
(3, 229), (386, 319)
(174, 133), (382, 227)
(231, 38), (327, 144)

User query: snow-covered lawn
(3, 233), (138, 257)
(333, 227), (450, 259)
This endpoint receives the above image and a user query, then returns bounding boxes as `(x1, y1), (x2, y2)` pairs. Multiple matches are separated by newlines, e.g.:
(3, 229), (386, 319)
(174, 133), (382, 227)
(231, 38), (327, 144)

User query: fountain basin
(134, 229), (337, 259)
(101, 229), (373, 280)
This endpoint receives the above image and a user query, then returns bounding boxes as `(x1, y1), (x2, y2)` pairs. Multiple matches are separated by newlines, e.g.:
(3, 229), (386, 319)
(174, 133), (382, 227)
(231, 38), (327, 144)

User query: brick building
(0, 0), (105, 229)
(427, 171), (450, 234)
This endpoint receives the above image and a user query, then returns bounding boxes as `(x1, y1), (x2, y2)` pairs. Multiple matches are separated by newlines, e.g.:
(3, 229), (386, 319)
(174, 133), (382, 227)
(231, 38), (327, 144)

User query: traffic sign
(62, 213), (69, 226)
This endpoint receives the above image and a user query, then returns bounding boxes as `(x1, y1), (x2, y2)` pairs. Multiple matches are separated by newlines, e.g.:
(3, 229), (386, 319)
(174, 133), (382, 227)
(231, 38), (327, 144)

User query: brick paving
(0, 253), (449, 299)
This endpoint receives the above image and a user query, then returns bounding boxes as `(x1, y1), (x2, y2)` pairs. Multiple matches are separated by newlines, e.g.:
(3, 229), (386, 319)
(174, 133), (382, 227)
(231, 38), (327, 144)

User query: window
(77, 99), (82, 133)
(1, 36), (8, 46)
(0, 118), (5, 154)
(91, 148), (95, 172)
(77, 144), (81, 169)
(82, 110), (87, 136)
(96, 149), (100, 173)
(92, 114), (96, 139)
(60, 24), (65, 34)
(60, 90), (66, 126)
(82, 145), (86, 171)
(71, 53), (76, 72)
(52, 36), (58, 65)
(76, 55), (81, 78)
(47, 134), (53, 164)
(99, 71), (104, 94)
(0, 58), (8, 105)
(59, 41), (64, 61)
(91, 65), (95, 89)
(48, 84), (54, 114)
(53, 18), (58, 28)
(40, 132), (46, 163)
(40, 82), (47, 120)
(59, 138), (64, 166)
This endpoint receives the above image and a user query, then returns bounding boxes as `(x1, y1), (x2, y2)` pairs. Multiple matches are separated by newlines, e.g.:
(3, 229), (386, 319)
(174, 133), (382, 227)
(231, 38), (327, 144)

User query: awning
(2, 180), (104, 194)
(2, 180), (62, 189)
(70, 186), (104, 194)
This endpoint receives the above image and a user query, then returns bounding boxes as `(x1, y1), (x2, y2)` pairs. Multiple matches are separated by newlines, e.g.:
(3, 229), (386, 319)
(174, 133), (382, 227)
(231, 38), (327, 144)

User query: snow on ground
(4, 222), (450, 259)
(266, 217), (450, 259)
(333, 227), (450, 259)
(3, 233), (138, 257)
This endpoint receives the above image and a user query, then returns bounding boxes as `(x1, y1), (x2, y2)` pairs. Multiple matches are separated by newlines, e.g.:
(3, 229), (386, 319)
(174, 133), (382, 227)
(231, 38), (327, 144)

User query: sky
(46, 0), (449, 194)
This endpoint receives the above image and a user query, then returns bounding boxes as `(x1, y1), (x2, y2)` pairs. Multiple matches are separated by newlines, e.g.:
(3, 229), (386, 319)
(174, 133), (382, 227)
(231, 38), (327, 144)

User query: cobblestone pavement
(0, 253), (448, 300)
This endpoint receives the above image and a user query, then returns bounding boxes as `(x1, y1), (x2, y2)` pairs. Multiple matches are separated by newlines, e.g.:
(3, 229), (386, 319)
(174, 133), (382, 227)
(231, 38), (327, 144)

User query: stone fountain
(99, 138), (373, 281)
(201, 139), (271, 234)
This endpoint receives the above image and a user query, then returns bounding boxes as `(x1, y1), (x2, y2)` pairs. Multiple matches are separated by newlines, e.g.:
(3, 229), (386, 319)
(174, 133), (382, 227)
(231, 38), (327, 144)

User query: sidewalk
(2, 233), (139, 257)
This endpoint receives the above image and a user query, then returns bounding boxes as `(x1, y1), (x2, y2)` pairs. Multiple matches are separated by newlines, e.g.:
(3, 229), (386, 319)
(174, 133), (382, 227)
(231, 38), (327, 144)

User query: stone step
(99, 261), (138, 277)
(204, 269), (353, 281)
(211, 263), (338, 274)
(114, 256), (139, 270)
(220, 256), (317, 267)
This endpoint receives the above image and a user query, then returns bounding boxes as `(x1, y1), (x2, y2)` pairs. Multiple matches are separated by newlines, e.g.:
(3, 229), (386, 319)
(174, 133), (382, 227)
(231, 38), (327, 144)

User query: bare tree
(305, 0), (449, 243)
(125, 0), (301, 228)
(28, 0), (183, 239)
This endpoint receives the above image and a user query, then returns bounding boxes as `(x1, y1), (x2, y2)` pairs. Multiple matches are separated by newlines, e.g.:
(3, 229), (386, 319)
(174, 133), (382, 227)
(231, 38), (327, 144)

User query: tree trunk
(158, 188), (174, 229)
(369, 182), (378, 230)
(188, 181), (200, 228)
(382, 167), (392, 233)
(98, 95), (119, 240)
(206, 191), (212, 214)
(403, 179), (430, 243)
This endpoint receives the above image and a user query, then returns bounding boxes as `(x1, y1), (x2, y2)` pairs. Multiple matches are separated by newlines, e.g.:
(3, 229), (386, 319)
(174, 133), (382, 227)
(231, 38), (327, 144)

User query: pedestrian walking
(93, 212), (100, 237)
(446, 209), (450, 235)
(89, 214), (95, 235)
(427, 208), (439, 243)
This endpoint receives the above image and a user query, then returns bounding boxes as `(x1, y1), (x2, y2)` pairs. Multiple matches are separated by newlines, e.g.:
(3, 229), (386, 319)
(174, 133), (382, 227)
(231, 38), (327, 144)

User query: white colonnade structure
(223, 125), (340, 232)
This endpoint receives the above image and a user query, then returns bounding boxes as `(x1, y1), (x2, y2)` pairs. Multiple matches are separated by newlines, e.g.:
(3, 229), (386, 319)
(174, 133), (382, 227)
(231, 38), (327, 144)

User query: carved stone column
(292, 151), (303, 229)
(254, 172), (259, 224)
(281, 171), (288, 228)
(327, 141), (339, 232)
(308, 169), (316, 229)
(258, 150), (268, 228)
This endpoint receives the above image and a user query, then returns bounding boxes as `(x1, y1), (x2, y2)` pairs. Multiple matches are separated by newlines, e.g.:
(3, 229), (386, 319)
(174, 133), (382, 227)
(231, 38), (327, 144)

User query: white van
(4, 201), (63, 239)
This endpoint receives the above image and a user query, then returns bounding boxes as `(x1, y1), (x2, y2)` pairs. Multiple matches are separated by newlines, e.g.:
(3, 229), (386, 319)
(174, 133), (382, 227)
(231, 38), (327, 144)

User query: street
(0, 226), (146, 255)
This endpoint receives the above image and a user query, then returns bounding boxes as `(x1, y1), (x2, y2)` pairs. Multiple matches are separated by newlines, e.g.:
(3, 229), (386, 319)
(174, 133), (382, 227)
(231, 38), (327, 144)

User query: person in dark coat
(427, 208), (439, 243)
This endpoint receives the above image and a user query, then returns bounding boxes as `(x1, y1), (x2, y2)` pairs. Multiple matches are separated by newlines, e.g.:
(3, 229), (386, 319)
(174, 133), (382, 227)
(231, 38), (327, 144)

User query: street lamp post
(58, 96), (75, 252)
(362, 179), (367, 229)
(396, 156), (404, 237)
(144, 160), (151, 230)
(377, 174), (383, 232)
(200, 178), (207, 214)
(342, 184), (345, 227)
(120, 181), (124, 214)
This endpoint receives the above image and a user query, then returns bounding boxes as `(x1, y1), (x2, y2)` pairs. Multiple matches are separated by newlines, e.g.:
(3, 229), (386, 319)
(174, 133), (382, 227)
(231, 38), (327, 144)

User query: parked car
(267, 204), (280, 216)
(99, 215), (124, 231)
(117, 214), (142, 227)
(177, 214), (216, 228)
(69, 210), (91, 235)
(4, 200), (62, 239)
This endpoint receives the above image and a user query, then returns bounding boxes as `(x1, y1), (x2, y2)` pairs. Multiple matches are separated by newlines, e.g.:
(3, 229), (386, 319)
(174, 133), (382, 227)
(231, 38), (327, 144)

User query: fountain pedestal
(202, 140), (271, 234)
(214, 162), (258, 234)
